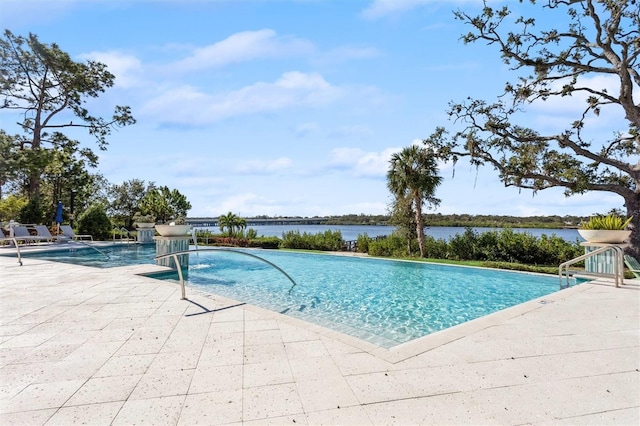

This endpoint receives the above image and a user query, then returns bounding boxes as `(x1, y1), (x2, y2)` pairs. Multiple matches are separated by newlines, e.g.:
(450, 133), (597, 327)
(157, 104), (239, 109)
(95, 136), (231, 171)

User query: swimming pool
(11, 245), (561, 348)
(8, 244), (156, 268)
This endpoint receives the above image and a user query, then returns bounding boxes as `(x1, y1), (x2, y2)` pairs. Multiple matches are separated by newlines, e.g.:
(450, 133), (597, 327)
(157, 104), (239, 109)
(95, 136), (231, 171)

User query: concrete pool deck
(0, 249), (638, 425)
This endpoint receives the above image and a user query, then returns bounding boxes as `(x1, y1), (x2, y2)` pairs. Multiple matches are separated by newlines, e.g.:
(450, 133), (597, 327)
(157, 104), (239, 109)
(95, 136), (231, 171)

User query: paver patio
(0, 249), (638, 425)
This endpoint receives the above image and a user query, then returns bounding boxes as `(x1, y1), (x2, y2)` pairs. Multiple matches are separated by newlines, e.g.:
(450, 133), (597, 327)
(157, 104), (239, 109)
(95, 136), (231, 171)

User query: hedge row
(359, 227), (582, 266)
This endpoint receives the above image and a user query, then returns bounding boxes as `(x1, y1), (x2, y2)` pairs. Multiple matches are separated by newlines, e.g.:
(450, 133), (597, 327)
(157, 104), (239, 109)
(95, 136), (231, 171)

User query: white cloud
(313, 45), (381, 65)
(295, 122), (319, 138)
(141, 71), (343, 125)
(527, 74), (640, 138)
(328, 147), (400, 177)
(79, 51), (144, 89)
(361, 0), (433, 20)
(212, 192), (285, 217)
(361, 0), (479, 20)
(168, 29), (314, 73)
(236, 157), (293, 174)
(328, 125), (374, 140)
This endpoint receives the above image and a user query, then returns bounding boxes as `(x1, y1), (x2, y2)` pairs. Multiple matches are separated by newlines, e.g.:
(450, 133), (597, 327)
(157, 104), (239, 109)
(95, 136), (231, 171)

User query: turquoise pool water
(11, 245), (560, 347)
(168, 249), (560, 347)
(9, 244), (155, 268)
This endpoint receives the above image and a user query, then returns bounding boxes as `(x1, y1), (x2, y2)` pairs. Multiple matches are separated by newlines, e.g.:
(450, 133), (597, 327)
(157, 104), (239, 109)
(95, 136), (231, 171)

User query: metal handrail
(559, 244), (624, 289)
(72, 240), (111, 259)
(154, 247), (298, 300)
(113, 227), (135, 243)
(11, 238), (22, 266)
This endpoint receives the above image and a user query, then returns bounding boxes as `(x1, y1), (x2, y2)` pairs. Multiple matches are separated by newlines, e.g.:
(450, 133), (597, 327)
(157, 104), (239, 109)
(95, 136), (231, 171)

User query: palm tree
(218, 211), (238, 237)
(387, 145), (443, 257)
(236, 216), (247, 238)
(218, 212), (247, 237)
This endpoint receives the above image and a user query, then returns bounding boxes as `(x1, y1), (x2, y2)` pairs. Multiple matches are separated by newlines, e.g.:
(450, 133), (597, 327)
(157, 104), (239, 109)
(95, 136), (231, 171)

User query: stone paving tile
(128, 369), (195, 400)
(243, 360), (294, 388)
(93, 353), (156, 377)
(178, 389), (243, 425)
(243, 342), (288, 365)
(46, 401), (124, 425)
(305, 405), (374, 425)
(151, 350), (202, 371)
(295, 375), (360, 413)
(197, 345), (243, 367)
(0, 408), (56, 426)
(242, 383), (305, 422)
(284, 339), (329, 360)
(288, 355), (343, 381)
(243, 413), (307, 425)
(112, 395), (185, 426)
(64, 374), (142, 406)
(0, 379), (85, 413)
(189, 364), (243, 394)
(0, 255), (638, 425)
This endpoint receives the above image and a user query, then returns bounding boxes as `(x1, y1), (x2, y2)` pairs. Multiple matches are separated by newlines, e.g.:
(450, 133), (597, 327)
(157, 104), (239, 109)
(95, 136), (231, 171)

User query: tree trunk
(414, 193), (426, 257)
(625, 191), (640, 258)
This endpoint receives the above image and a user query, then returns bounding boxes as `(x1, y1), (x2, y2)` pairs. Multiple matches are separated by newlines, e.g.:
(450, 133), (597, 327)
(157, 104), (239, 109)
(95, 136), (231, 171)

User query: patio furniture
(60, 225), (93, 241)
(623, 255), (640, 279)
(12, 226), (50, 244)
(34, 225), (66, 242)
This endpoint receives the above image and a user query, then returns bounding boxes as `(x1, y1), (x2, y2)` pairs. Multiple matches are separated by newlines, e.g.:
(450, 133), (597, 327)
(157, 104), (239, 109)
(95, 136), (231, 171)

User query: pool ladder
(558, 244), (625, 289)
(113, 227), (136, 244)
(154, 247), (297, 300)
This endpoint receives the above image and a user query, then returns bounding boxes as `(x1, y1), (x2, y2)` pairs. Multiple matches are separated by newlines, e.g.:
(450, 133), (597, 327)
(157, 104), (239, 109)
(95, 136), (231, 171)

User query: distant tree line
(314, 213), (588, 229)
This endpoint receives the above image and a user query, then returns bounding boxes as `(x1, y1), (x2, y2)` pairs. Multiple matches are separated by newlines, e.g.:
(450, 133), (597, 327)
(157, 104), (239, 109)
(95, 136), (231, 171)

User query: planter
(578, 229), (631, 244)
(154, 224), (192, 237)
(136, 222), (156, 228)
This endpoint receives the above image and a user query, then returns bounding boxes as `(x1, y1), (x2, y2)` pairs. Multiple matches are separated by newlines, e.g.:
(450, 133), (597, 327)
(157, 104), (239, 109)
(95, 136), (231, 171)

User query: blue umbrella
(55, 201), (63, 224)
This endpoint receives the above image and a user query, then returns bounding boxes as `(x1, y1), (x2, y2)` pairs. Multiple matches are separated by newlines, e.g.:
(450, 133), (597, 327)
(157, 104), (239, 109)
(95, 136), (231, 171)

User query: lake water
(195, 224), (583, 242)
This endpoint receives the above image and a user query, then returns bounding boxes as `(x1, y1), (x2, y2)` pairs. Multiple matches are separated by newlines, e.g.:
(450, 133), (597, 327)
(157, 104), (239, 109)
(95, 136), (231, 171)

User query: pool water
(166, 249), (560, 348)
(12, 244), (156, 268)
(12, 245), (561, 348)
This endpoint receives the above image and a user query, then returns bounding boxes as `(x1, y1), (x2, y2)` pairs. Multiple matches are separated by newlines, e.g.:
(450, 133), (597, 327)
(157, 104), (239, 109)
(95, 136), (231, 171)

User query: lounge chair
(34, 225), (66, 242)
(60, 225), (93, 241)
(623, 255), (640, 279)
(0, 228), (12, 246)
(12, 226), (50, 244)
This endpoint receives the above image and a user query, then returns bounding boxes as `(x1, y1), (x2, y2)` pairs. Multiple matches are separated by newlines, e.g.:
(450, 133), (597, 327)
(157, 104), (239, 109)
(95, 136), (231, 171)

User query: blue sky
(1, 0), (629, 218)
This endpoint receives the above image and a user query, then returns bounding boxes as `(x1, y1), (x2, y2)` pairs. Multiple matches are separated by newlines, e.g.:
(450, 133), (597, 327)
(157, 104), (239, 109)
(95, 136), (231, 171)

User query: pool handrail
(72, 240), (111, 260)
(8, 237), (23, 266)
(154, 247), (298, 300)
(559, 244), (624, 289)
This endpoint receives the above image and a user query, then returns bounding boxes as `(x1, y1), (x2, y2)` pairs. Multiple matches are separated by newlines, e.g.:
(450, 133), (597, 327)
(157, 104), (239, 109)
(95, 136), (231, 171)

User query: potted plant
(133, 212), (156, 228)
(155, 216), (192, 237)
(578, 214), (633, 243)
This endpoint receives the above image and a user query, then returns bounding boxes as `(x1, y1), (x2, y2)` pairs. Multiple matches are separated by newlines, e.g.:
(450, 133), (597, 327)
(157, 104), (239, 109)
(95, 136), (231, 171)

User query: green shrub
(76, 203), (111, 240)
(248, 236), (281, 249)
(356, 234), (372, 253)
(422, 236), (448, 259)
(448, 227), (479, 260)
(368, 234), (409, 257)
(280, 230), (343, 251)
(363, 226), (581, 266)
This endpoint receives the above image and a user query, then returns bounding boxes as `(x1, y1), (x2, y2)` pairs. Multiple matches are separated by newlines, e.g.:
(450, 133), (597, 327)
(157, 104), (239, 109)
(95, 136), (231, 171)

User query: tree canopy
(138, 185), (192, 224)
(0, 30), (135, 222)
(423, 0), (639, 253)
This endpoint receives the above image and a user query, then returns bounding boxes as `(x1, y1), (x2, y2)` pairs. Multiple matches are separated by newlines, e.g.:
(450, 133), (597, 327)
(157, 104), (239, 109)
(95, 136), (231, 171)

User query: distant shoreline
(188, 213), (590, 230)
